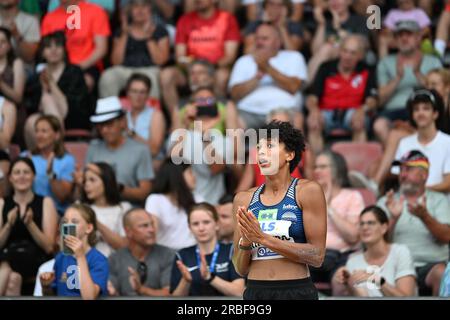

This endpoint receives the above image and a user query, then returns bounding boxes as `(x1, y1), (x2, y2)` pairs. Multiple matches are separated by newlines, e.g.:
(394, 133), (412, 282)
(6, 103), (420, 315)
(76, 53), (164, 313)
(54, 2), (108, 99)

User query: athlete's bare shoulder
(295, 179), (325, 206)
(233, 187), (258, 209)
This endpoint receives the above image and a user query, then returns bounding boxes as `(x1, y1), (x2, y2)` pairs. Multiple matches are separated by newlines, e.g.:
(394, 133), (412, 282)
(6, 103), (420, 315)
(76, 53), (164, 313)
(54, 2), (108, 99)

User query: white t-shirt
(33, 259), (55, 296)
(228, 50), (307, 115)
(392, 131), (450, 199)
(145, 194), (196, 251)
(92, 202), (131, 257)
(346, 244), (417, 297)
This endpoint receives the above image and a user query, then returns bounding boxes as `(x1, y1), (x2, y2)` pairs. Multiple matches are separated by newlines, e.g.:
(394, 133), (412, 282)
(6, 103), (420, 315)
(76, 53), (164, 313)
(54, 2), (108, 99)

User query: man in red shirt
(160, 0), (240, 113)
(41, 0), (111, 92)
(306, 34), (377, 154)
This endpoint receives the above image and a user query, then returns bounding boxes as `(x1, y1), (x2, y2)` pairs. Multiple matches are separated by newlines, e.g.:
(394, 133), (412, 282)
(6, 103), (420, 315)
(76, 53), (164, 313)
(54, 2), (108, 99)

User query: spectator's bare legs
(0, 262), (10, 295)
(350, 109), (367, 142)
(5, 272), (21, 296)
(160, 66), (187, 113)
(373, 117), (391, 146)
(24, 113), (42, 151)
(84, 74), (96, 93)
(425, 263), (446, 296)
(214, 67), (230, 99)
(307, 110), (324, 154)
(307, 43), (338, 84)
(435, 10), (450, 57)
(40, 93), (66, 124)
(293, 111), (304, 132)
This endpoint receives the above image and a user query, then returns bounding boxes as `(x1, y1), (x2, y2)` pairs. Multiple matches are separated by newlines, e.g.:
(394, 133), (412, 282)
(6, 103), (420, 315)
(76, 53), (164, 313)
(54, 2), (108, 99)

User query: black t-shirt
(245, 20), (303, 38)
(114, 24), (169, 67)
(325, 13), (370, 39)
(170, 242), (242, 296)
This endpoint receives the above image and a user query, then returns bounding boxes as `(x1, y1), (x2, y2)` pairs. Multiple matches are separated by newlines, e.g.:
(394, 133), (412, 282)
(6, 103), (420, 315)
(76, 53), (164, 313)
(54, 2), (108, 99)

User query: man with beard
(377, 150), (450, 296)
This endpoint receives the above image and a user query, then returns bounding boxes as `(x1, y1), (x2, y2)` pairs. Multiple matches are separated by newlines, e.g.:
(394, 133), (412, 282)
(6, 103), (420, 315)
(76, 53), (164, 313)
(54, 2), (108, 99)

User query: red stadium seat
(331, 141), (382, 176)
(354, 188), (377, 207)
(65, 142), (89, 168)
(65, 129), (92, 141)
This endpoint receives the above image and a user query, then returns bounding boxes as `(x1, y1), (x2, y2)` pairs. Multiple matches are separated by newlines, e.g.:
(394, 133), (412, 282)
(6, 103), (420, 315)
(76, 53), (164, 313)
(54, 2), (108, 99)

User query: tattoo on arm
(298, 247), (322, 266)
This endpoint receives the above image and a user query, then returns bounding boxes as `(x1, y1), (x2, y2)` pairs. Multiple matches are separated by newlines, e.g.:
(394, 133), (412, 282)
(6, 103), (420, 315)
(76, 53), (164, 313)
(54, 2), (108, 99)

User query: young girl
(40, 204), (109, 299)
(171, 203), (245, 297)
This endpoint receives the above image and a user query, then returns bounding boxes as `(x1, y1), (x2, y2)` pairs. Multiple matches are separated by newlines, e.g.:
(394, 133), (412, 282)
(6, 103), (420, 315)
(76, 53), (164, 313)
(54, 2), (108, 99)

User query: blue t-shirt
(52, 248), (109, 297)
(22, 152), (75, 214)
(170, 242), (242, 296)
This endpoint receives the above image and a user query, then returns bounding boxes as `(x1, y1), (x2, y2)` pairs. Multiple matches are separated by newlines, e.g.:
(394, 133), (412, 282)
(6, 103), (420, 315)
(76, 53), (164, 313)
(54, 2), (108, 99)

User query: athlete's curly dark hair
(258, 120), (306, 173)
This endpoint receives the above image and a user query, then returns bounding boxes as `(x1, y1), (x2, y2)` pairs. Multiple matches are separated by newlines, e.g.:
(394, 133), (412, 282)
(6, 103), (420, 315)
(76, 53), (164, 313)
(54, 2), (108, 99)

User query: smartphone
(196, 104), (218, 118)
(61, 223), (76, 255)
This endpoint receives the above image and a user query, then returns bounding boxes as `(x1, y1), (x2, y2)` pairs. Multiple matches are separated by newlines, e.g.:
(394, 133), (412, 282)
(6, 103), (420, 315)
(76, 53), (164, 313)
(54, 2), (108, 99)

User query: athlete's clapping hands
(237, 206), (265, 244)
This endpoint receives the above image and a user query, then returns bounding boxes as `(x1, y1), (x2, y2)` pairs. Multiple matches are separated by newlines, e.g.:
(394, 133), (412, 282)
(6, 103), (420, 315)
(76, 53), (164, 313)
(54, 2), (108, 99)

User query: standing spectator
(229, 22), (306, 130)
(159, 0), (240, 111)
(40, 204), (109, 300)
(80, 162), (130, 258)
(23, 115), (75, 216)
(244, 0), (303, 53)
(0, 27), (25, 105)
(86, 96), (154, 204)
(0, 157), (58, 295)
(306, 34), (377, 154)
(41, 0), (111, 92)
(171, 203), (245, 297)
(333, 206), (417, 297)
(392, 89), (450, 199)
(99, 0), (170, 99)
(144, 159), (197, 251)
(377, 150), (450, 296)
(124, 74), (166, 171)
(0, 0), (40, 63)
(374, 20), (441, 146)
(216, 194), (234, 244)
(108, 208), (174, 296)
(309, 150), (364, 286)
(24, 31), (92, 149)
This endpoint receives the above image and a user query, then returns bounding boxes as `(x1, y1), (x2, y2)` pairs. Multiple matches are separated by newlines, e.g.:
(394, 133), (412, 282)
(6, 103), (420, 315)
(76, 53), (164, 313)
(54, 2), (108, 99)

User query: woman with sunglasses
(171, 203), (245, 297)
(332, 206), (417, 297)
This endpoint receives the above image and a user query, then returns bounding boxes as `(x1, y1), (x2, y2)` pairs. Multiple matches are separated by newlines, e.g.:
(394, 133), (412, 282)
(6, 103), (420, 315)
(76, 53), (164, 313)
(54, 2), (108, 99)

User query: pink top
(326, 189), (365, 252)
(383, 8), (431, 30)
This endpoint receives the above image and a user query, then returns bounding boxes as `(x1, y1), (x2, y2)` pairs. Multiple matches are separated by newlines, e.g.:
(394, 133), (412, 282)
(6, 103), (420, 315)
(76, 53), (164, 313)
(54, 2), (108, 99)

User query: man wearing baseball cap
(377, 150), (450, 296)
(84, 96), (154, 204)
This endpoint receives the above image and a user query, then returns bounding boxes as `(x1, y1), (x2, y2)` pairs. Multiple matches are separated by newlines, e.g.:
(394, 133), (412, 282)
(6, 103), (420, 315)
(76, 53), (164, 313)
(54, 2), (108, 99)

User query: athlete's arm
(232, 191), (254, 277)
(239, 180), (327, 267)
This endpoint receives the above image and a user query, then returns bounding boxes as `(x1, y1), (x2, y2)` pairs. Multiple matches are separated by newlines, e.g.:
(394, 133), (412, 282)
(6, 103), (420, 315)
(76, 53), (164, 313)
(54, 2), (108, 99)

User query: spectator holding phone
(332, 206), (417, 297)
(40, 203), (109, 300)
(171, 203), (244, 297)
(0, 157), (58, 295)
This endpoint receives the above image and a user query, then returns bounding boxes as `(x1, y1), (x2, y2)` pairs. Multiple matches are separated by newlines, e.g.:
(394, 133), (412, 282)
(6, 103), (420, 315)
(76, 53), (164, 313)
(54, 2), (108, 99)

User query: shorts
(322, 109), (369, 134)
(243, 278), (318, 300)
(376, 108), (409, 122)
(238, 110), (269, 130)
(416, 262), (446, 295)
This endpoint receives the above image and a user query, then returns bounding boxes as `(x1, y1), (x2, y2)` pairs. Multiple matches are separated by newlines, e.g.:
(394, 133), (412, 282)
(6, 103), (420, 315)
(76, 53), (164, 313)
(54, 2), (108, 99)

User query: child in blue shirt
(40, 204), (109, 299)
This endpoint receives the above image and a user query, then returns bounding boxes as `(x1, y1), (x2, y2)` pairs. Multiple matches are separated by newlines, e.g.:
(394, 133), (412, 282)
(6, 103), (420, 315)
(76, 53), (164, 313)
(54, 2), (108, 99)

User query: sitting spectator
(244, 0), (303, 53)
(0, 157), (58, 295)
(378, 0), (431, 58)
(40, 204), (109, 300)
(108, 208), (174, 296)
(23, 115), (75, 216)
(160, 0), (240, 111)
(392, 89), (450, 199)
(0, 0), (40, 63)
(333, 206), (417, 297)
(41, 0), (111, 92)
(124, 74), (166, 171)
(0, 27), (25, 105)
(0, 95), (16, 176)
(377, 150), (450, 295)
(99, 0), (169, 99)
(120, 0), (178, 27)
(171, 203), (245, 297)
(309, 150), (364, 287)
(426, 69), (450, 134)
(229, 22), (306, 130)
(80, 162), (130, 258)
(86, 96), (154, 204)
(243, 0), (305, 22)
(24, 31), (92, 147)
(144, 159), (197, 251)
(308, 0), (370, 81)
(216, 194), (234, 244)
(374, 20), (441, 147)
(306, 34), (377, 154)
(435, 0), (450, 58)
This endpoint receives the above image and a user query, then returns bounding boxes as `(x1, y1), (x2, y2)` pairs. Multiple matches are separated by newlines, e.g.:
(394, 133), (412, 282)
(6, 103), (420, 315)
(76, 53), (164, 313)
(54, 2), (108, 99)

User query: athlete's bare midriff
(247, 258), (310, 280)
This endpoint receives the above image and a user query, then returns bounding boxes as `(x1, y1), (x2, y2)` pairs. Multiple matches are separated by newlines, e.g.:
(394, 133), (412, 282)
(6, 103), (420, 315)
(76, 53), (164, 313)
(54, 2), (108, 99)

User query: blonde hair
(68, 203), (98, 246)
(427, 68), (450, 86)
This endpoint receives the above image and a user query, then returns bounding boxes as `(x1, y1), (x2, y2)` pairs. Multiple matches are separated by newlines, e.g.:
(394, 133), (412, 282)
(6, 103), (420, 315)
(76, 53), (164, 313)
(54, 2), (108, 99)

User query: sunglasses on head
(409, 89), (436, 104)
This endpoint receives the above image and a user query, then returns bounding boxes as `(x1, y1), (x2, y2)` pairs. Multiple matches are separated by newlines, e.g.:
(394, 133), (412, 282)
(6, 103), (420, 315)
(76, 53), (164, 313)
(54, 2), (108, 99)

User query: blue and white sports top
(247, 178), (306, 260)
